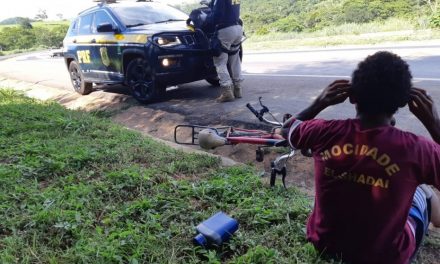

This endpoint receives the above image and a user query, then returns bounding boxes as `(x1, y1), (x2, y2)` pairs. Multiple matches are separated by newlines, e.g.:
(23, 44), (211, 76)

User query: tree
(18, 17), (33, 29)
(342, 0), (375, 24)
(56, 13), (63, 20)
(35, 9), (48, 21)
(422, 0), (439, 13)
(34, 24), (69, 48)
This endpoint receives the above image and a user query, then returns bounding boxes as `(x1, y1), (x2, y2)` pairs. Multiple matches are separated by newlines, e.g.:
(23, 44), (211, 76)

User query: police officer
(209, 0), (243, 102)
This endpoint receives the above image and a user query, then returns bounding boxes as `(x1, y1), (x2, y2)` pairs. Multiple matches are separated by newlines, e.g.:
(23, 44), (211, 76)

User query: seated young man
(281, 51), (440, 263)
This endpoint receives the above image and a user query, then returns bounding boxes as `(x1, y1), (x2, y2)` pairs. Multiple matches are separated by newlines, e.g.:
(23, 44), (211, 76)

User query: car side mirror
(97, 23), (117, 33)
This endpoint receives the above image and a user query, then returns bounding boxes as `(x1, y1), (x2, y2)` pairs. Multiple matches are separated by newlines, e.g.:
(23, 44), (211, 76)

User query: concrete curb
(0, 76), (237, 167)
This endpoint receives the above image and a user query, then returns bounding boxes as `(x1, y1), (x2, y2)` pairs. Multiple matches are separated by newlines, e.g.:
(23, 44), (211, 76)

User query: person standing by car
(280, 51), (440, 263)
(209, 0), (243, 103)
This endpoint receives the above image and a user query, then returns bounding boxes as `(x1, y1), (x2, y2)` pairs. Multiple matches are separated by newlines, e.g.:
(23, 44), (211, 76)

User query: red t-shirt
(288, 118), (440, 264)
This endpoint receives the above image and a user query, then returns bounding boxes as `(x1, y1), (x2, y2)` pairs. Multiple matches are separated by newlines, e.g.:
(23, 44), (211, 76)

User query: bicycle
(174, 97), (302, 188)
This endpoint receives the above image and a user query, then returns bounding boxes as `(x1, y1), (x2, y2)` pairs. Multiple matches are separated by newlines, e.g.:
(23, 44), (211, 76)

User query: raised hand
(409, 87), (440, 143)
(409, 88), (439, 126)
(292, 80), (351, 122)
(314, 79), (351, 109)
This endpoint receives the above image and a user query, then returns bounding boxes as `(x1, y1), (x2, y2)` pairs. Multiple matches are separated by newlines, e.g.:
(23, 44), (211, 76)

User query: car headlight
(154, 36), (181, 47)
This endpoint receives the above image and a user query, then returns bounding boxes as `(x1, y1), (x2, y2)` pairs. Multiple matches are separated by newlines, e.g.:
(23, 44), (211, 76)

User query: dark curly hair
(351, 51), (412, 115)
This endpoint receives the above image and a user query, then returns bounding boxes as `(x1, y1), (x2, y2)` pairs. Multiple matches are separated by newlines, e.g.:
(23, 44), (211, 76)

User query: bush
(255, 26), (270, 35)
(342, 0), (375, 24)
(34, 24), (68, 48)
(431, 12), (440, 28)
(271, 15), (304, 32)
(0, 27), (36, 50)
(0, 23), (68, 52)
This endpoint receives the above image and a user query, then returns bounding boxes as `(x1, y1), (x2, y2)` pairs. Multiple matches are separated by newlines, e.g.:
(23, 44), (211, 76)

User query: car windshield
(110, 2), (187, 27)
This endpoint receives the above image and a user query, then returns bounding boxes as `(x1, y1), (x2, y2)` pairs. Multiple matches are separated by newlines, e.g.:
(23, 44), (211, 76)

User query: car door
(91, 10), (124, 82)
(75, 13), (96, 80)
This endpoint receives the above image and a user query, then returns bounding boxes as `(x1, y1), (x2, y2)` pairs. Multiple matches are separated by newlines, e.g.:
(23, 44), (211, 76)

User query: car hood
(126, 21), (192, 35)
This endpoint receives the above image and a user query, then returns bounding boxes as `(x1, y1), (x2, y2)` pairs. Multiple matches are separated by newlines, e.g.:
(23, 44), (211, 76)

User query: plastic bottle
(193, 211), (239, 247)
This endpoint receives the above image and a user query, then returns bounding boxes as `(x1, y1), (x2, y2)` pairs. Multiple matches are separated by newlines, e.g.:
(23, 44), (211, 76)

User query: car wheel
(126, 58), (165, 104)
(68, 61), (93, 95)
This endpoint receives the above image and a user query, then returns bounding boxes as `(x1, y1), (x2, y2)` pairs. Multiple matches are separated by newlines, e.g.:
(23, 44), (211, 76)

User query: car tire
(68, 61), (93, 95)
(126, 58), (165, 104)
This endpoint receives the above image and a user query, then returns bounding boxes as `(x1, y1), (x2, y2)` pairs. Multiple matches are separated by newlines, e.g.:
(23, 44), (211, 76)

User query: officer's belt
(217, 22), (240, 30)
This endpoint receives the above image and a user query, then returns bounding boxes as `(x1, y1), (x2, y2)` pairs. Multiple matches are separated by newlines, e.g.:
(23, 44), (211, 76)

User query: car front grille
(181, 32), (209, 48)
(183, 35), (195, 45)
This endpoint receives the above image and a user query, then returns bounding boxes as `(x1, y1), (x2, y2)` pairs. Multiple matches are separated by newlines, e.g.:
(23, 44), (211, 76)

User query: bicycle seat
(198, 129), (227, 149)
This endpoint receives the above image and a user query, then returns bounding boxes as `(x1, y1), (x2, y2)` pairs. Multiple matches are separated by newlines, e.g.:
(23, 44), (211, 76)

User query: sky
(0, 0), (197, 21)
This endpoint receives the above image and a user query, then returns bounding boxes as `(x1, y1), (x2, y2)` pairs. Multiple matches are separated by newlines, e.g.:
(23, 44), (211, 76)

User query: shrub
(271, 15), (304, 32)
(431, 12), (440, 28)
(255, 26), (270, 35)
(0, 23), (68, 51)
(34, 24), (68, 48)
(342, 0), (375, 24)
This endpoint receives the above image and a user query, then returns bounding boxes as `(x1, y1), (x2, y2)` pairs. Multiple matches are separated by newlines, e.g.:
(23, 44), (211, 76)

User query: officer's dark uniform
(209, 0), (243, 102)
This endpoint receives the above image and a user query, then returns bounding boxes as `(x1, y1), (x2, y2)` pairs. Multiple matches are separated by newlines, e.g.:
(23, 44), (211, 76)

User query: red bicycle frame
(223, 127), (285, 146)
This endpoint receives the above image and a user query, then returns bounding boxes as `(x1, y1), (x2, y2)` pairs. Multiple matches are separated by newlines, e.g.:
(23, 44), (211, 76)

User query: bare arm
(280, 79), (350, 138)
(295, 79), (351, 121)
(410, 89), (440, 227)
(409, 88), (440, 144)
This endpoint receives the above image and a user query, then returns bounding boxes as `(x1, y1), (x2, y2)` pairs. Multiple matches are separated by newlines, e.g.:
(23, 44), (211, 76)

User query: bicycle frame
(174, 97), (296, 188)
(174, 125), (284, 146)
(225, 127), (285, 145)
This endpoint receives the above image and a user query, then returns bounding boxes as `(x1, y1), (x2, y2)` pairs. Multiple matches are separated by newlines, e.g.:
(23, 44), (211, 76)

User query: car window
(110, 2), (187, 27)
(93, 10), (116, 33)
(78, 13), (93, 35)
(67, 19), (79, 36)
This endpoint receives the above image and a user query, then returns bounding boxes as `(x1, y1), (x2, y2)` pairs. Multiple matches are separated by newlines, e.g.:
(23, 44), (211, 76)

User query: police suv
(63, 0), (218, 103)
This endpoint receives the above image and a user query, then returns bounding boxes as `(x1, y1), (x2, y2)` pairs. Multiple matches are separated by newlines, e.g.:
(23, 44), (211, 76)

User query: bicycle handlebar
(246, 103), (263, 122)
(246, 100), (283, 127)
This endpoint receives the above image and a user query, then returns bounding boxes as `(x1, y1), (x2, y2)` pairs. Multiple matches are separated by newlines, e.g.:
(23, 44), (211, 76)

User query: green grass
(31, 21), (70, 28)
(0, 89), (321, 263)
(245, 17), (440, 50)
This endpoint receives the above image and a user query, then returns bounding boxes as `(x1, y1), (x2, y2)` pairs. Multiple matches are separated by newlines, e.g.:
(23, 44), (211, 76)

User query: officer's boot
(216, 85), (235, 103)
(233, 82), (242, 98)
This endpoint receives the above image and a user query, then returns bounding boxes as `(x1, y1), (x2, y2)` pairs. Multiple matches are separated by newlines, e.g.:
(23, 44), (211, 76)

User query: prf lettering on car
(77, 50), (91, 64)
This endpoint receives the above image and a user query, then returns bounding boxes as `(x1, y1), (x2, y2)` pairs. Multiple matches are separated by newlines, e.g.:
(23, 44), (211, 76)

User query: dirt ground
(2, 78), (439, 263)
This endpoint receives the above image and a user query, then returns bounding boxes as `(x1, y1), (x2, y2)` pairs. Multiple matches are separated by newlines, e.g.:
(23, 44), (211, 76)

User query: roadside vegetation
(1, 1), (440, 55)
(0, 21), (69, 56)
(179, 0), (440, 50)
(244, 22), (440, 50)
(0, 89), (321, 263)
(179, 0), (440, 35)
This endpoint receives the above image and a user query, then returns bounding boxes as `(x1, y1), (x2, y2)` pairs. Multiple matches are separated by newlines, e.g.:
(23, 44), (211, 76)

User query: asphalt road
(0, 42), (439, 138)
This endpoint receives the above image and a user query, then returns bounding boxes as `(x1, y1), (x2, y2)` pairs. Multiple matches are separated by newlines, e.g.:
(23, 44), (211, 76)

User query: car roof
(77, 0), (156, 17)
